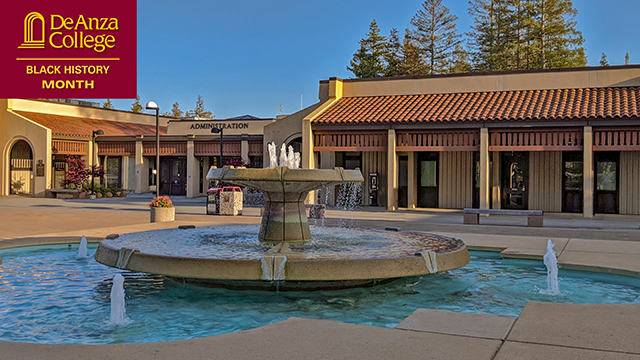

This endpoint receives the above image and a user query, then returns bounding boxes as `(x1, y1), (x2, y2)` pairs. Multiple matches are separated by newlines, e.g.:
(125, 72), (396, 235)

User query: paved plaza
(0, 194), (639, 359)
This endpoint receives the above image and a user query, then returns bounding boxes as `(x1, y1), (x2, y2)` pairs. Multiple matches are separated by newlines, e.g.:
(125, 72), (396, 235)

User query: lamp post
(211, 127), (223, 168)
(145, 101), (160, 198)
(91, 129), (104, 197)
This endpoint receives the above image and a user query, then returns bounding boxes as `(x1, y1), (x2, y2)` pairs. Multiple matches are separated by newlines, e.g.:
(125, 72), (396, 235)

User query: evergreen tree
(625, 52), (630, 65)
(102, 99), (114, 110)
(192, 95), (213, 118)
(534, 0), (586, 69)
(167, 102), (184, 118)
(449, 44), (473, 74)
(599, 52), (609, 66)
(410, 0), (461, 75)
(130, 95), (143, 113)
(383, 28), (404, 77)
(348, 20), (387, 78)
(468, 0), (513, 71)
(400, 28), (430, 76)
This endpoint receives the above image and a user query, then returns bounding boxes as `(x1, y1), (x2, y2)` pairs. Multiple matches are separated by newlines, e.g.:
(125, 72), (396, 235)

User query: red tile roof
(13, 111), (167, 137)
(312, 87), (640, 125)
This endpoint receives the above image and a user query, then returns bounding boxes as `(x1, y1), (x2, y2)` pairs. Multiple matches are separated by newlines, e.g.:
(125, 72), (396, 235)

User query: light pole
(91, 129), (104, 197)
(145, 101), (160, 198)
(211, 127), (223, 168)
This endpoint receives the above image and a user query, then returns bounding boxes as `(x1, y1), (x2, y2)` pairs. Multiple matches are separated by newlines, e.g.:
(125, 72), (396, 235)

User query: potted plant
(149, 196), (175, 222)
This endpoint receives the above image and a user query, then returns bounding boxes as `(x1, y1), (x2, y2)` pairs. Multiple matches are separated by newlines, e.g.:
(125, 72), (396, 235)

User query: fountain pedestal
(207, 166), (363, 242)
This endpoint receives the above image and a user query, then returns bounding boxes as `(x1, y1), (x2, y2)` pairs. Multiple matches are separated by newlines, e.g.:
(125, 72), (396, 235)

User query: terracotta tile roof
(13, 111), (167, 137)
(313, 87), (640, 125)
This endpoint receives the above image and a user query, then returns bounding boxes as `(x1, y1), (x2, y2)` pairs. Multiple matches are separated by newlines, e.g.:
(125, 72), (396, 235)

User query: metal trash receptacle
(219, 186), (243, 216)
(206, 187), (221, 215)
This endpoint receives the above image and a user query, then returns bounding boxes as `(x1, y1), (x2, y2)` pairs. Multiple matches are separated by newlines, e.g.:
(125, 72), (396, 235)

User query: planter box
(150, 207), (175, 223)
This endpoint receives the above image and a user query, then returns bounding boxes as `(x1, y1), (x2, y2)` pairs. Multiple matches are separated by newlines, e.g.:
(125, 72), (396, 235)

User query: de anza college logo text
(18, 11), (118, 52)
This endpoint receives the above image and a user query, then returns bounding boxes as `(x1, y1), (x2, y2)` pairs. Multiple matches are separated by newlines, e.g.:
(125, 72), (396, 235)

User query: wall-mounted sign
(36, 160), (45, 177)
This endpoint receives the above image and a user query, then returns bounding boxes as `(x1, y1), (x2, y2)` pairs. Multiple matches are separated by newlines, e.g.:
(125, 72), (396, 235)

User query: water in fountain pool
(0, 244), (638, 344)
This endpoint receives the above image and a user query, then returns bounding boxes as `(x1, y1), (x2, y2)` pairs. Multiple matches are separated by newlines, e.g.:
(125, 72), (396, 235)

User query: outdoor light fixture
(211, 127), (223, 168)
(91, 129), (104, 197)
(145, 101), (160, 197)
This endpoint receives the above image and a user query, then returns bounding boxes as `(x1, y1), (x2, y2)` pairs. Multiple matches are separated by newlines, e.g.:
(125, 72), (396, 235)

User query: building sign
(0, 0), (136, 98)
(189, 122), (249, 130)
(36, 160), (45, 177)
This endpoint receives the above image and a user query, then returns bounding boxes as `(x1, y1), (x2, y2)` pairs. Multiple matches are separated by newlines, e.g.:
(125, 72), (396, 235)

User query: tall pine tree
(383, 28), (404, 77)
(535, 0), (586, 68)
(400, 28), (430, 76)
(191, 95), (213, 119)
(410, 0), (461, 75)
(599, 53), (609, 66)
(348, 20), (387, 78)
(102, 99), (114, 109)
(625, 52), (630, 65)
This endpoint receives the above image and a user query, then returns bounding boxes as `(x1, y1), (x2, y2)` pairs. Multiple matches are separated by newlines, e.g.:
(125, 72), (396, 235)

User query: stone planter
(150, 207), (175, 223)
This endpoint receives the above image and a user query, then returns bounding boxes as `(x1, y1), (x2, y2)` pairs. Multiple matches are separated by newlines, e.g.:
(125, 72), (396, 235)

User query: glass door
(594, 152), (619, 214)
(501, 152), (529, 210)
(417, 152), (438, 208)
(398, 156), (408, 208)
(562, 152), (583, 213)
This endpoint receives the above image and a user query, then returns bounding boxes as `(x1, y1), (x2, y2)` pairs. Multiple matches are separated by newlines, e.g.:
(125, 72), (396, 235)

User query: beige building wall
(9, 99), (169, 127)
(529, 151), (562, 212)
(620, 151), (640, 215)
(338, 67), (640, 98)
(1, 101), (52, 197)
(439, 151), (473, 209)
(263, 104), (321, 165)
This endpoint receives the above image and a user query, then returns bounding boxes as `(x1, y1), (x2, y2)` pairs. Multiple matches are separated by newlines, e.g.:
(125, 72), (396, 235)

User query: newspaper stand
(219, 186), (243, 216)
(206, 187), (221, 215)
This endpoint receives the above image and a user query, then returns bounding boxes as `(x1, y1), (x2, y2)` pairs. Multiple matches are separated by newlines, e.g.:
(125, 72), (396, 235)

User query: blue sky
(97, 0), (640, 118)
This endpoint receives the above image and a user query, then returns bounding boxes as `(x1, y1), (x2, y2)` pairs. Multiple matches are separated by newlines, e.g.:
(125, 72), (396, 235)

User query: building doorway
(594, 152), (619, 214)
(9, 140), (33, 195)
(160, 157), (187, 196)
(398, 155), (408, 208)
(417, 152), (438, 208)
(562, 151), (583, 213)
(501, 152), (529, 210)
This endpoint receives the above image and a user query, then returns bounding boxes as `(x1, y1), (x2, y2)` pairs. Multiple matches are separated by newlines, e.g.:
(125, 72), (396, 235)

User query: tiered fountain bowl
(94, 166), (470, 290)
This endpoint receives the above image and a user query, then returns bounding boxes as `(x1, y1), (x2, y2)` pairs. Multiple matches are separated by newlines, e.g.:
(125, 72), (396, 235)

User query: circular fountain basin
(95, 226), (470, 290)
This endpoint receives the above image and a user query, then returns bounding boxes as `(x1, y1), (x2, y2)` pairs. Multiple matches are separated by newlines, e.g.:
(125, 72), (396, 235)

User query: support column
(491, 151), (501, 209)
(240, 134), (250, 165)
(479, 128), (490, 210)
(407, 151), (417, 209)
(583, 126), (594, 217)
(134, 136), (144, 194)
(387, 129), (397, 210)
(186, 136), (197, 198)
(302, 118), (316, 204)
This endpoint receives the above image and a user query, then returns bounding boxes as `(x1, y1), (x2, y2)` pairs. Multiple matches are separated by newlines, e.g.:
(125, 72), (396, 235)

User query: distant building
(265, 65), (640, 216)
(0, 98), (273, 197)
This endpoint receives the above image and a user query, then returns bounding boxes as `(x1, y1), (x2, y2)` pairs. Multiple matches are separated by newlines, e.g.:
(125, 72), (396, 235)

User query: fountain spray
(110, 273), (129, 325)
(541, 239), (560, 295)
(77, 235), (88, 258)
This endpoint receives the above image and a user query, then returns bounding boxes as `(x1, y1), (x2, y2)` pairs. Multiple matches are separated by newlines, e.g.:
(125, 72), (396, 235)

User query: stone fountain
(94, 146), (469, 290)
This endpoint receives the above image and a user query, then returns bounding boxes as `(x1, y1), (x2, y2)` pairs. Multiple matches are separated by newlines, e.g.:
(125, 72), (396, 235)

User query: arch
(284, 134), (303, 154)
(9, 140), (34, 195)
(18, 12), (45, 48)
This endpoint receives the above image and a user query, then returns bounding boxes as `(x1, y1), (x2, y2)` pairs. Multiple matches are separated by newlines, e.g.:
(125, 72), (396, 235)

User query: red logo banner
(0, 0), (136, 98)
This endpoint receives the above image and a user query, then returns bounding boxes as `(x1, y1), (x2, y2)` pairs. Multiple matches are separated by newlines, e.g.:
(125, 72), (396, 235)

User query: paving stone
(507, 302), (640, 354)
(558, 251), (640, 276)
(564, 238), (640, 254)
(0, 318), (502, 360)
(495, 341), (640, 360)
(396, 308), (515, 340)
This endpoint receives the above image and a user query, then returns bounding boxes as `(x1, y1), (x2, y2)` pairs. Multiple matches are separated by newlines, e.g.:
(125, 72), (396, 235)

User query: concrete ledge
(495, 341), (640, 360)
(500, 248), (546, 260)
(396, 309), (516, 340)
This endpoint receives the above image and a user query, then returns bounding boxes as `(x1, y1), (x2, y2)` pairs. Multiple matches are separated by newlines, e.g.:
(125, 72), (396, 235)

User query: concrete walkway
(0, 194), (639, 359)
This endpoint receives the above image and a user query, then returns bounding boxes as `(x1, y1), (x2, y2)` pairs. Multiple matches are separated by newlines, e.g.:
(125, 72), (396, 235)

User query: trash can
(206, 187), (221, 215)
(219, 186), (243, 216)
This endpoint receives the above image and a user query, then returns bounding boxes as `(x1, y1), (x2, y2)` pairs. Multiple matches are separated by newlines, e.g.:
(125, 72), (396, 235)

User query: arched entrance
(286, 137), (302, 154)
(10, 140), (33, 195)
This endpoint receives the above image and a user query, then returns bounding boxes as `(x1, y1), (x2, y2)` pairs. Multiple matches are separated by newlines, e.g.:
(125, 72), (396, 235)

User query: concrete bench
(46, 189), (82, 199)
(463, 208), (544, 227)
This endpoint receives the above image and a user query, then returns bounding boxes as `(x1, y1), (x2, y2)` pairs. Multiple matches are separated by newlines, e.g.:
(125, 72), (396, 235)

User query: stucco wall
(263, 104), (321, 165)
(1, 102), (52, 197)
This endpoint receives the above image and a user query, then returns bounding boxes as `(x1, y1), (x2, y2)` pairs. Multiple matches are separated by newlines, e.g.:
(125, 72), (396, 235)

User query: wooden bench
(463, 208), (544, 227)
(46, 189), (82, 199)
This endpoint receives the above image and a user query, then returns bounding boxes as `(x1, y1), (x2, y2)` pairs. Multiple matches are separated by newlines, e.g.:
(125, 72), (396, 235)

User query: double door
(160, 157), (187, 196)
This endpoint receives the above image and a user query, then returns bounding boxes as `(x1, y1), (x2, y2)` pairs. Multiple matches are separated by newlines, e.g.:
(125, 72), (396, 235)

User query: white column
(134, 137), (144, 194)
(407, 151), (416, 209)
(302, 118), (316, 204)
(387, 129), (397, 210)
(583, 126), (594, 217)
(241, 135), (250, 165)
(186, 136), (197, 198)
(479, 128), (490, 209)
